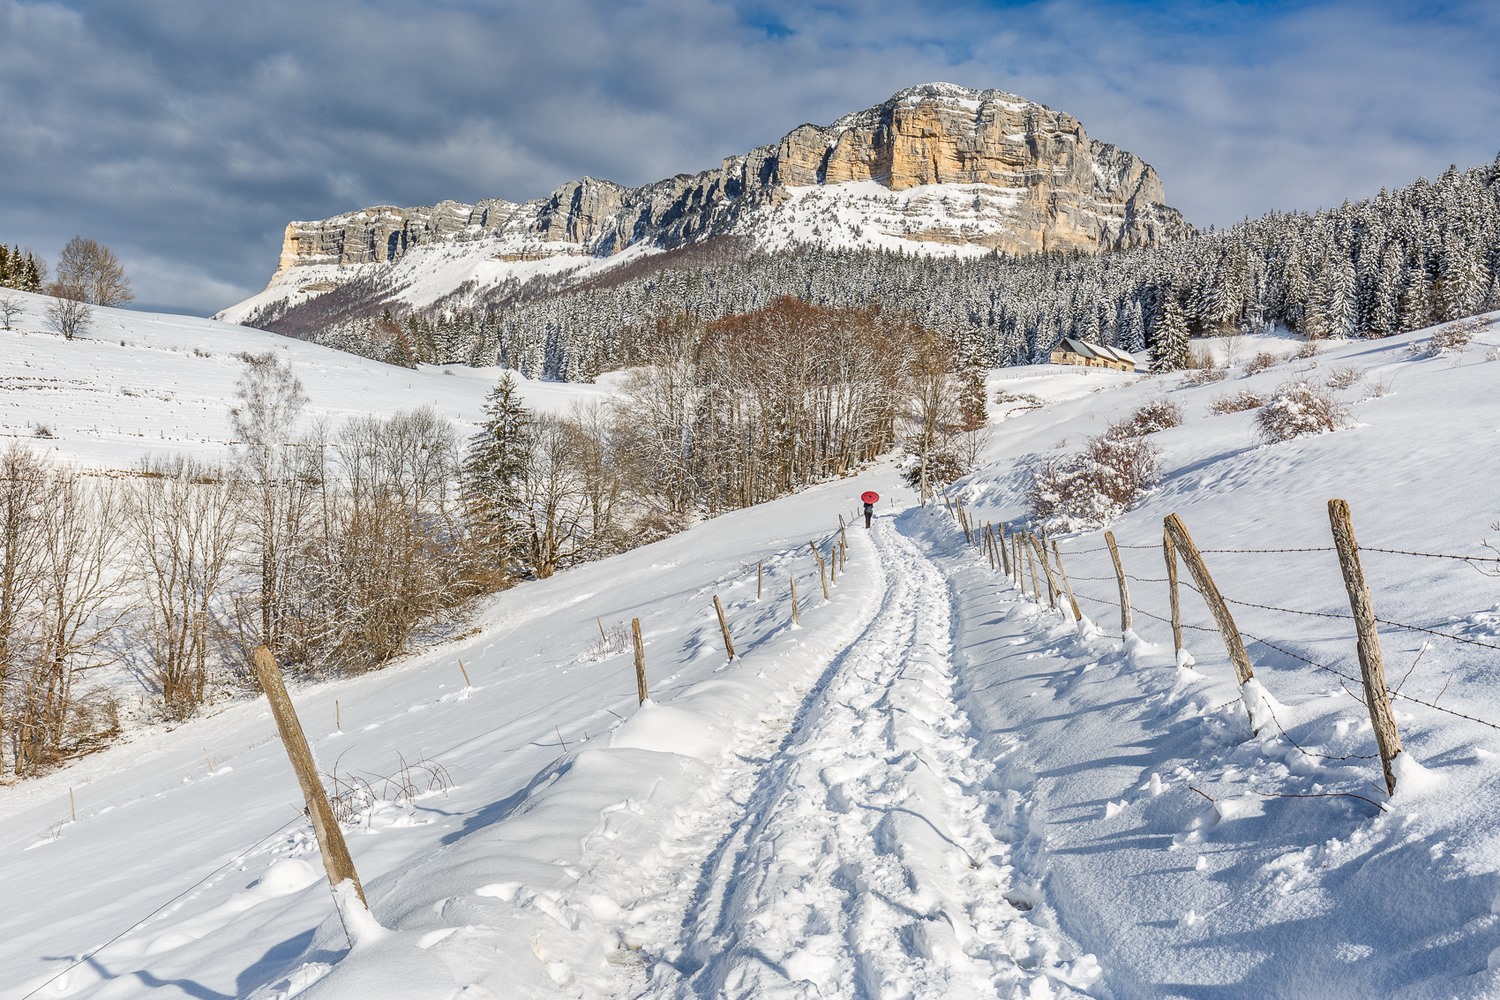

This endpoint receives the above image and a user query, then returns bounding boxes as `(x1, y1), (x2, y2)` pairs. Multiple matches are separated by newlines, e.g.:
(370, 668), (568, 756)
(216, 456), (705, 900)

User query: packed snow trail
(633, 517), (1099, 999)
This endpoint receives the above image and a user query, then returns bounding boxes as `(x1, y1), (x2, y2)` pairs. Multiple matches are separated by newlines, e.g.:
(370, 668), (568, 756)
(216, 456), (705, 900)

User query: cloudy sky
(3, 0), (1497, 315)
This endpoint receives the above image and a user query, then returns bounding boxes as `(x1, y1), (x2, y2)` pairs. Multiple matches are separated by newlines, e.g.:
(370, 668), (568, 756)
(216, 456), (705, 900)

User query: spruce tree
(1150, 296), (1191, 372)
(462, 373), (531, 576)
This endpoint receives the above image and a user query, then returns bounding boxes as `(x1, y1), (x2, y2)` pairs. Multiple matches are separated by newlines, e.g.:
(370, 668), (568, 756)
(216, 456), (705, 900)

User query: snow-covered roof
(1055, 337), (1134, 365)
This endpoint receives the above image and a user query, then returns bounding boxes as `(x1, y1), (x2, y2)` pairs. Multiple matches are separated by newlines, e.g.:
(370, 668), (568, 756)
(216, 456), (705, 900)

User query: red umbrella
(861, 491), (880, 505)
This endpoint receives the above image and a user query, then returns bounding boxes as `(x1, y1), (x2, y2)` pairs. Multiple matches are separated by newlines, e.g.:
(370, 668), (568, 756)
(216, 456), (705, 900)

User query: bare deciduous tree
(9, 468), (127, 775)
(45, 283), (92, 341)
(126, 457), (243, 719)
(0, 444), (49, 775)
(302, 408), (465, 671)
(0, 290), (23, 331)
(902, 323), (965, 502)
(518, 414), (589, 579)
(230, 352), (313, 658)
(55, 235), (134, 308)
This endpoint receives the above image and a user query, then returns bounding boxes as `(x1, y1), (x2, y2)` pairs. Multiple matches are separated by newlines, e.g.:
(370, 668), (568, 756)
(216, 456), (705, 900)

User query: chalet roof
(1056, 338), (1135, 366)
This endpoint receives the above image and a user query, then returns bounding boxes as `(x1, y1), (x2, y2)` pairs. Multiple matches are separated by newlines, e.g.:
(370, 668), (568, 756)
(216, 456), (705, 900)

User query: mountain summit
(221, 84), (1187, 324)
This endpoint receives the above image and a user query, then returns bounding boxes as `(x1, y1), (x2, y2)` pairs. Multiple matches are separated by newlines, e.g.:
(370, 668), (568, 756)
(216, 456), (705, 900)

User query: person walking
(861, 490), (879, 528)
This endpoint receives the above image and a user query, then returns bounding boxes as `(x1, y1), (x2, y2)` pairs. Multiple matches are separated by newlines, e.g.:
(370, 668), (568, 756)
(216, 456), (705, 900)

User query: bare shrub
(1027, 434), (1163, 531)
(1325, 366), (1363, 390)
(1294, 342), (1321, 360)
(32, 423), (53, 439)
(1208, 390), (1266, 415)
(1109, 399), (1184, 439)
(1179, 366), (1227, 387)
(1411, 320), (1479, 359)
(1481, 520), (1500, 579)
(1244, 351), (1280, 376)
(587, 620), (632, 661)
(993, 390), (1045, 413)
(1255, 380), (1350, 444)
(1186, 345), (1217, 370)
(326, 752), (453, 827)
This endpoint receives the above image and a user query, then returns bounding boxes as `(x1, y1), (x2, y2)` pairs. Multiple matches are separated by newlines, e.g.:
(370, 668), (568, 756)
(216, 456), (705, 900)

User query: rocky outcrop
(267, 83), (1188, 280)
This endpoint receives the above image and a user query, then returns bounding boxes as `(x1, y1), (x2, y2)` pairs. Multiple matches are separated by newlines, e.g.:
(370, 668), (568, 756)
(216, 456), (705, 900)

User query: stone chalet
(1049, 337), (1136, 372)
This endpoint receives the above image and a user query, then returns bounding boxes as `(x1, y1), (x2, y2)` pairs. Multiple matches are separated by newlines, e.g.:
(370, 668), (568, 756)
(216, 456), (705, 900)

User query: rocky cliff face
(254, 83), (1187, 299)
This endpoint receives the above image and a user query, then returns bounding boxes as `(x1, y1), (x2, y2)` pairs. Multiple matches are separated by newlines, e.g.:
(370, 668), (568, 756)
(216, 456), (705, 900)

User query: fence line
(28, 512), (861, 998)
(945, 501), (1500, 793)
(1362, 546), (1500, 564)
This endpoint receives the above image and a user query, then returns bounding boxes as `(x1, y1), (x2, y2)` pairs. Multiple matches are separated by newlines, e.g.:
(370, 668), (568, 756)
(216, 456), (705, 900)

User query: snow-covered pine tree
(1150, 295), (1191, 372)
(462, 373), (531, 579)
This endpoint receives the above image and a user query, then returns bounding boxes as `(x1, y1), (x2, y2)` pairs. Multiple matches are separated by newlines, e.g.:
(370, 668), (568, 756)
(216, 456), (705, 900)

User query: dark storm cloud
(2, 0), (1496, 315)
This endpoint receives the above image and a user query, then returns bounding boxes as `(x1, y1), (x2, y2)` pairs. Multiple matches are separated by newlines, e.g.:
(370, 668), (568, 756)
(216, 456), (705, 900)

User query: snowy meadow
(2, 295), (1500, 998)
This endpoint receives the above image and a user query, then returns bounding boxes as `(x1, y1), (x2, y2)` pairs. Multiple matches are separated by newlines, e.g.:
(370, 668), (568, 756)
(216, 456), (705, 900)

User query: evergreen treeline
(255, 155), (1500, 376)
(0, 243), (46, 292)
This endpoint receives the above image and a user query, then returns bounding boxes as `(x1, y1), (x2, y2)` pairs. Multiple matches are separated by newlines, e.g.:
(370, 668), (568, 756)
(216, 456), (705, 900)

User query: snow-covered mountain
(6, 291), (1500, 998)
(219, 83), (1187, 325)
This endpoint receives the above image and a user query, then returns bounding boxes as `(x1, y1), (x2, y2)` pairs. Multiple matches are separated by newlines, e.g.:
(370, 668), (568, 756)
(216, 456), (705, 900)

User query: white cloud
(2, 0), (1496, 314)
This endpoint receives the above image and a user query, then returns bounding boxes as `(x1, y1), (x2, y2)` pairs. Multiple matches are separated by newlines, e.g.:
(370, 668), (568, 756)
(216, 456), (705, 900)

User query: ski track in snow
(628, 520), (1099, 999)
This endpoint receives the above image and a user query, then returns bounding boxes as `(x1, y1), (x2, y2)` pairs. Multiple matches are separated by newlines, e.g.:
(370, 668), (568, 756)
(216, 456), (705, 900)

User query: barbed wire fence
(945, 496), (1500, 798)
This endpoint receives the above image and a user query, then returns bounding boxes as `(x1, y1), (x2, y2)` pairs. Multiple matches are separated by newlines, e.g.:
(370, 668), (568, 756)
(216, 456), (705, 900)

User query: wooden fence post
(253, 647), (367, 937)
(1163, 514), (1255, 686)
(790, 575), (800, 625)
(1030, 533), (1063, 612)
(1051, 540), (1083, 621)
(1105, 530), (1132, 634)
(631, 618), (648, 704)
(1328, 499), (1403, 795)
(712, 594), (736, 661)
(809, 541), (829, 600)
(1163, 523), (1184, 657)
(1024, 535), (1039, 598)
(998, 524), (1012, 579)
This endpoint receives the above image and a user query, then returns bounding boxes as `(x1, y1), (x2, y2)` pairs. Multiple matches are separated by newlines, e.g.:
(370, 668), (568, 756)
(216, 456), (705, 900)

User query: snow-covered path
(632, 518), (1099, 999)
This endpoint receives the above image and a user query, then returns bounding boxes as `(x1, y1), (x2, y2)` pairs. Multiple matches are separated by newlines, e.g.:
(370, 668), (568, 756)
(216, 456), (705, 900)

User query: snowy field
(3, 295), (1500, 999)
(0, 290), (617, 471)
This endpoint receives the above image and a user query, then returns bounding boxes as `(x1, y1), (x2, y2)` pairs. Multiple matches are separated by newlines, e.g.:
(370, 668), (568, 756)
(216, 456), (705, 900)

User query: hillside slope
(0, 290), (615, 471)
(4, 314), (1500, 999)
